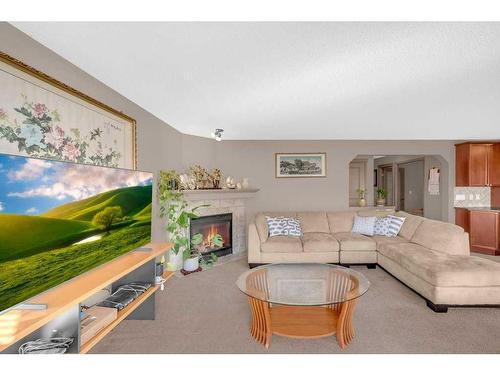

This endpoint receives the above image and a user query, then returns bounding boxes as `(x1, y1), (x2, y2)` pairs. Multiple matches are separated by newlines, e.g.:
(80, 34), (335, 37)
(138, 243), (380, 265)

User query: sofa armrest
(248, 220), (262, 263)
(462, 232), (471, 256)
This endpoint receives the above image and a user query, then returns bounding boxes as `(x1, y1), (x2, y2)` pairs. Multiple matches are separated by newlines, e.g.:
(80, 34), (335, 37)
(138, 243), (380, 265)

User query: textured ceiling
(13, 22), (500, 140)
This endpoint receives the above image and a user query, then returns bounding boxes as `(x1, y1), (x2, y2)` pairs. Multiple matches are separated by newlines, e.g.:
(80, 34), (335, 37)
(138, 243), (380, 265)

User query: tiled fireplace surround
(184, 190), (259, 255)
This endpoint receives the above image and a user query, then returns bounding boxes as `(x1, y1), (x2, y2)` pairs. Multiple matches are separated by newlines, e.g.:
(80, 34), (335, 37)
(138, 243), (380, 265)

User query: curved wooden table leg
(248, 297), (272, 348)
(336, 296), (358, 349)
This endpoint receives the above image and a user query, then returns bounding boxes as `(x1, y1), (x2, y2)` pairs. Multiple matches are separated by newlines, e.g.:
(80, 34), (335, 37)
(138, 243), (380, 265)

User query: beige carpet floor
(91, 256), (500, 354)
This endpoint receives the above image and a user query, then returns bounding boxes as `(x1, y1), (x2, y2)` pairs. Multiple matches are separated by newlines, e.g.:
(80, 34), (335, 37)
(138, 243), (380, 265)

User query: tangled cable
(97, 282), (151, 310)
(19, 337), (74, 354)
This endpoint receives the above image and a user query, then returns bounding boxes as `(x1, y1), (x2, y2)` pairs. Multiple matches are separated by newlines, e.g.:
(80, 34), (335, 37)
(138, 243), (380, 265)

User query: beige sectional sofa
(248, 210), (500, 312)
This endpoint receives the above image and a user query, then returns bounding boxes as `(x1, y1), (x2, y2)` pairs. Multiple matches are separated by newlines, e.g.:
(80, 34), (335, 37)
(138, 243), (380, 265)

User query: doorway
(396, 159), (424, 216)
(349, 160), (367, 207)
(380, 165), (394, 206)
(398, 168), (405, 211)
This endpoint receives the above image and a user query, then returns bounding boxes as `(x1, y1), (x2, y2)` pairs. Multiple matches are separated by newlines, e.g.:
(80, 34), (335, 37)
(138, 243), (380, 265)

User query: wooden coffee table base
(248, 298), (357, 349)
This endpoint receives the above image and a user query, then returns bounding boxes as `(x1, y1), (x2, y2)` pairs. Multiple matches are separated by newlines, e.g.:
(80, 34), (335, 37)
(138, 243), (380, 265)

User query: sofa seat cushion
(261, 236), (303, 253)
(332, 232), (376, 251)
(378, 243), (500, 287)
(301, 232), (340, 253)
(378, 242), (430, 264)
(411, 219), (468, 256)
(372, 235), (408, 250)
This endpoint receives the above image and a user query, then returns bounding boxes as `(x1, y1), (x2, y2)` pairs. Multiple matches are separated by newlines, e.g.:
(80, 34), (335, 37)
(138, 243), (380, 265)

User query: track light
(211, 128), (224, 142)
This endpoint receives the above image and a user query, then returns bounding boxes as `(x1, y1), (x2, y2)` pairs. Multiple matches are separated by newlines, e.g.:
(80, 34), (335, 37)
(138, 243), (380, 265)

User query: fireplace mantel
(182, 188), (259, 200)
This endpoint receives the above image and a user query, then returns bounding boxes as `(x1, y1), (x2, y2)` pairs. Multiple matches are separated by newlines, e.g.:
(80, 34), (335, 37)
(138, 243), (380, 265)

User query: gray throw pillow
(351, 216), (376, 236)
(266, 216), (303, 237)
(387, 215), (406, 237)
(374, 217), (391, 236)
(266, 216), (285, 237)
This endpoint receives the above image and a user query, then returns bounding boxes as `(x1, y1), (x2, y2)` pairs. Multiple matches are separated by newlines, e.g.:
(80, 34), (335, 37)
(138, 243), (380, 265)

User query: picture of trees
(275, 153), (326, 177)
(0, 154), (153, 313)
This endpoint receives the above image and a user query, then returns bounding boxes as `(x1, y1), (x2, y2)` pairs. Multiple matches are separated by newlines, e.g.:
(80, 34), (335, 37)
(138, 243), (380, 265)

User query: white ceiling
(13, 22), (500, 140)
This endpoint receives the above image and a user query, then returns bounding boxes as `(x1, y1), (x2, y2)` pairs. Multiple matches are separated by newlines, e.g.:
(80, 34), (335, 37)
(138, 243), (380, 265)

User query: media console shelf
(0, 242), (172, 354)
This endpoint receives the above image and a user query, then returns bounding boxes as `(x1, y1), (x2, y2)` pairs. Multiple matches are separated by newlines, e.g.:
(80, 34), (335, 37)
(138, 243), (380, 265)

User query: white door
(349, 161), (366, 207)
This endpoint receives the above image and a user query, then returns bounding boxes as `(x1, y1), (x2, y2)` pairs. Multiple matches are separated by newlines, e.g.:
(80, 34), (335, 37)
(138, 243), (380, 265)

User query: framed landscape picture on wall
(275, 153), (327, 178)
(0, 51), (137, 169)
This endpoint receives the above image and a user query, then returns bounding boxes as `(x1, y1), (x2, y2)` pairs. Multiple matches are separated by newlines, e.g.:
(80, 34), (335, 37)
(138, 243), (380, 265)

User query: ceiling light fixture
(211, 128), (224, 142)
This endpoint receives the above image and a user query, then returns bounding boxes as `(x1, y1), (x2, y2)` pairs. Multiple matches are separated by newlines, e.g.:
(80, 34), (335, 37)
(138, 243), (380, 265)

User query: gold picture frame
(0, 51), (137, 169)
(275, 152), (327, 178)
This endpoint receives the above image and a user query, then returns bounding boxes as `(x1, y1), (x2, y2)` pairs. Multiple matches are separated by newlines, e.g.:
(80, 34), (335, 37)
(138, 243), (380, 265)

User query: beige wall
(212, 140), (455, 222)
(0, 22), (183, 241)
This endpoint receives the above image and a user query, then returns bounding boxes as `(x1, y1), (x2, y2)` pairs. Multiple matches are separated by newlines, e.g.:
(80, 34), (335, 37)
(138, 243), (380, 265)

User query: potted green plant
(356, 188), (367, 207)
(184, 233), (219, 272)
(158, 170), (207, 270)
(376, 187), (387, 206)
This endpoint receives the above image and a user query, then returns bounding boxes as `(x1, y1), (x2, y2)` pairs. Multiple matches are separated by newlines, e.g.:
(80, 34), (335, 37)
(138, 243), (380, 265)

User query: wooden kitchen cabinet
(469, 210), (500, 255)
(489, 143), (500, 187)
(455, 143), (494, 187)
(455, 208), (470, 233)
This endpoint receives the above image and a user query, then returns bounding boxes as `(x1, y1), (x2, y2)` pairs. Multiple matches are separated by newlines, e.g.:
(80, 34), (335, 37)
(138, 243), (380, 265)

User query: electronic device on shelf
(97, 282), (152, 310)
(80, 306), (118, 346)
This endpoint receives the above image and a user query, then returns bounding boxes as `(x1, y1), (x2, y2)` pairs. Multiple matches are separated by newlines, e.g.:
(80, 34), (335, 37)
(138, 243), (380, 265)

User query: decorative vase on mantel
(242, 178), (249, 189)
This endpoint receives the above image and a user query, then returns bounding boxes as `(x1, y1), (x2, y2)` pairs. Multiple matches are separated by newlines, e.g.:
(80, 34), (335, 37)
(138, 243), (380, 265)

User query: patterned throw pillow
(387, 215), (406, 237)
(266, 216), (285, 237)
(351, 216), (376, 236)
(266, 217), (303, 237)
(281, 217), (303, 237)
(373, 217), (391, 236)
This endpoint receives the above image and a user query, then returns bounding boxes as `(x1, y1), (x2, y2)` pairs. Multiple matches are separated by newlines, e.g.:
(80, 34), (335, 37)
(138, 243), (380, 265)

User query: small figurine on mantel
(225, 176), (237, 189)
(190, 165), (209, 189)
(181, 165), (225, 190)
(210, 168), (222, 189)
(179, 173), (196, 190)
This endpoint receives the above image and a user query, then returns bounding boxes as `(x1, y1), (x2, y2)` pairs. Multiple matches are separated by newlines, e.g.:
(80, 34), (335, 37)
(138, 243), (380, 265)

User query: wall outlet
(455, 194), (466, 201)
(469, 194), (474, 200)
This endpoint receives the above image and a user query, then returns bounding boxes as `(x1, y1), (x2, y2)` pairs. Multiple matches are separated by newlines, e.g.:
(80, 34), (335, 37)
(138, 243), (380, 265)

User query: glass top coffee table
(236, 263), (370, 349)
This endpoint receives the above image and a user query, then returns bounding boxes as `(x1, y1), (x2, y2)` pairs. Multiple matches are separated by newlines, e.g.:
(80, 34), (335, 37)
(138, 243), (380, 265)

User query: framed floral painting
(0, 51), (137, 169)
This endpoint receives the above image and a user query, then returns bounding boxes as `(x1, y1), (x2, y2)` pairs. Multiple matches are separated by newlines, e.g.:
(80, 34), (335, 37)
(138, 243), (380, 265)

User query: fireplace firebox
(190, 213), (233, 258)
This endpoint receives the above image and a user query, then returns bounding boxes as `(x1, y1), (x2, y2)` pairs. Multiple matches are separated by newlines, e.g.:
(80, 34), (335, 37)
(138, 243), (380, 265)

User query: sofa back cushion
(255, 212), (296, 243)
(297, 212), (330, 233)
(411, 218), (469, 256)
(356, 208), (395, 217)
(395, 211), (424, 240)
(327, 211), (355, 233)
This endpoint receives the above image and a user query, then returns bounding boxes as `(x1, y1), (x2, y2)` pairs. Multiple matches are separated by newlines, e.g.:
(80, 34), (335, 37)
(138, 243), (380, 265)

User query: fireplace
(190, 213), (233, 257)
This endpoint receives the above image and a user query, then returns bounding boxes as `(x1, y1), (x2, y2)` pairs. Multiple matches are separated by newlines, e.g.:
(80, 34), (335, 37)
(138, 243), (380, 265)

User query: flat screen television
(0, 153), (153, 314)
